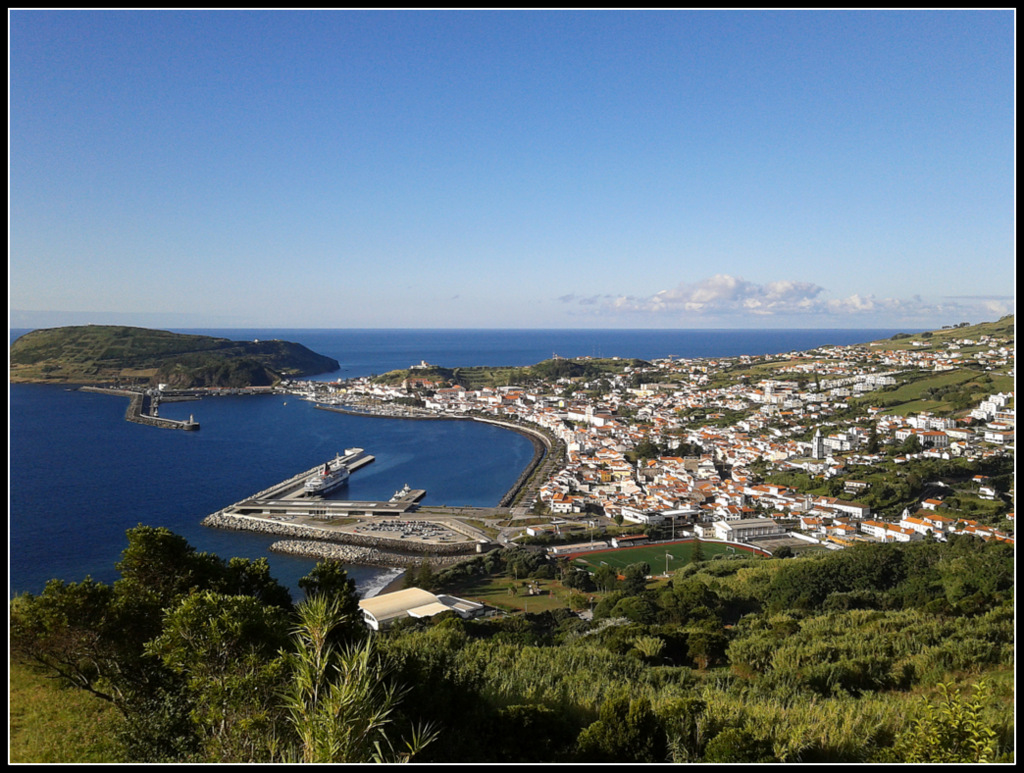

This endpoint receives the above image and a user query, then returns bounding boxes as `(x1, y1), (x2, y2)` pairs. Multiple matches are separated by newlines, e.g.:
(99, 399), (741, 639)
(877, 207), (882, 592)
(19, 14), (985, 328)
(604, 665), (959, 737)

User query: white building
(620, 506), (666, 525)
(711, 518), (783, 542)
(358, 587), (484, 631)
(860, 520), (923, 543)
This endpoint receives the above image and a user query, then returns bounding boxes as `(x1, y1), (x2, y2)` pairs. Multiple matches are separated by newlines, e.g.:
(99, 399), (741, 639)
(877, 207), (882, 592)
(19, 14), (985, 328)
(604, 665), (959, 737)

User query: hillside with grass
(9, 527), (1015, 764)
(701, 316), (1014, 405)
(372, 357), (651, 390)
(9, 325), (340, 387)
(871, 315), (1014, 351)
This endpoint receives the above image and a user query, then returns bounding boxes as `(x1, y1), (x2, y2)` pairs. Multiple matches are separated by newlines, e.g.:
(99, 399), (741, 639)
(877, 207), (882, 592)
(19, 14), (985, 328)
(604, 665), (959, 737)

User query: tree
(563, 568), (594, 592)
(893, 681), (999, 763)
(223, 557), (293, 610)
(703, 727), (775, 762)
(10, 577), (125, 705)
(898, 434), (922, 455)
(690, 538), (706, 564)
(660, 697), (708, 763)
(11, 526), (303, 762)
(687, 630), (729, 670)
(664, 577), (721, 626)
(567, 591), (590, 612)
(593, 563), (618, 592)
(631, 635), (666, 663)
(280, 596), (436, 763)
(866, 426), (881, 453)
(413, 560), (438, 592)
(114, 525), (223, 612)
(575, 691), (668, 762)
(114, 525), (292, 631)
(145, 590), (291, 761)
(610, 595), (658, 625)
(297, 561), (362, 645)
(632, 438), (661, 461)
(622, 562), (651, 595)
(481, 704), (578, 762)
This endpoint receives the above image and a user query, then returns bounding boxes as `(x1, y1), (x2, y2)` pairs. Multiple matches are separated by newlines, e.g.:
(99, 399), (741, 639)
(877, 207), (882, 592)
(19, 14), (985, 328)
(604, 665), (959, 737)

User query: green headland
(9, 325), (340, 388)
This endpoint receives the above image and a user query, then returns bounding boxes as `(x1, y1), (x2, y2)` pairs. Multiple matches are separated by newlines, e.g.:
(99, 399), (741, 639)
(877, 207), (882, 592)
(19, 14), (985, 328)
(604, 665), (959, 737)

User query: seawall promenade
(315, 404), (556, 507)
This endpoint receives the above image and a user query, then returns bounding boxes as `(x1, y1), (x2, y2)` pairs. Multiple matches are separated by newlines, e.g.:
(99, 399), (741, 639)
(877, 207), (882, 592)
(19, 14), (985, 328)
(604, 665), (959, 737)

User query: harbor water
(9, 327), (908, 601)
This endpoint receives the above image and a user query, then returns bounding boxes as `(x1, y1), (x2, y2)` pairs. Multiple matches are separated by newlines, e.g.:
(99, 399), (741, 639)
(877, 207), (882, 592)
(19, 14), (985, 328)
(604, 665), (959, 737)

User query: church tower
(812, 428), (825, 459)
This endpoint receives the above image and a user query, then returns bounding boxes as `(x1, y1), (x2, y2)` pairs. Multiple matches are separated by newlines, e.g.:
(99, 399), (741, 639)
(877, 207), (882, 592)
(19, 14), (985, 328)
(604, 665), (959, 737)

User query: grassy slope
(9, 659), (121, 763)
(9, 325), (339, 385)
(373, 357), (650, 390)
(867, 315), (1014, 350)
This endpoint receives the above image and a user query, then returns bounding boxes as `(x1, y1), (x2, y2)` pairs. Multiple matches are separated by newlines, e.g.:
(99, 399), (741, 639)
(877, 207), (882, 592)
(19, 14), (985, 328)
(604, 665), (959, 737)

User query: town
(278, 319), (1014, 556)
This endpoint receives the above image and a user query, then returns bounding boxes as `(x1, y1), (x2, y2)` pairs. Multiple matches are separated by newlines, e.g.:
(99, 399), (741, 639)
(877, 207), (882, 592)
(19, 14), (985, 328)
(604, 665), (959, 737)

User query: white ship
(304, 455), (350, 496)
(390, 483), (412, 502)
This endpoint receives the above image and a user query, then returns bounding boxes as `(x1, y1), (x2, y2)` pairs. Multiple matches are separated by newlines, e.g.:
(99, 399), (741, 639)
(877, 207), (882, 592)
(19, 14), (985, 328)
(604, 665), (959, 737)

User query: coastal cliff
(9, 325), (340, 386)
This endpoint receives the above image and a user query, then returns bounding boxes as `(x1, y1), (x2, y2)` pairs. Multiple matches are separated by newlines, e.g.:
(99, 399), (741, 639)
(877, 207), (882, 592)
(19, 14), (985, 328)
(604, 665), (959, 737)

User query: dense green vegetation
(372, 357), (650, 390)
(763, 454), (1014, 523)
(10, 525), (1014, 763)
(9, 325), (340, 386)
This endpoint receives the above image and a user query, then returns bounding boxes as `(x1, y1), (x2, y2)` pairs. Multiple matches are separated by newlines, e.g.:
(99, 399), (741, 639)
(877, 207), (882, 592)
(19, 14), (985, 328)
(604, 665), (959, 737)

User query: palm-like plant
(280, 595), (436, 763)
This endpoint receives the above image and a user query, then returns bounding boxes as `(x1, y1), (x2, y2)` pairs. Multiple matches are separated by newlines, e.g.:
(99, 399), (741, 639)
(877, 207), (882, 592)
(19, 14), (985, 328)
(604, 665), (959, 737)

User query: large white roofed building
(358, 587), (484, 631)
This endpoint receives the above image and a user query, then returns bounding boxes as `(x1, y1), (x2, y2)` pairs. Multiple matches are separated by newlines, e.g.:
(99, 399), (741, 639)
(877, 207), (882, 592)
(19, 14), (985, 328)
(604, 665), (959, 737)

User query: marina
(202, 446), (495, 561)
(205, 447), (439, 524)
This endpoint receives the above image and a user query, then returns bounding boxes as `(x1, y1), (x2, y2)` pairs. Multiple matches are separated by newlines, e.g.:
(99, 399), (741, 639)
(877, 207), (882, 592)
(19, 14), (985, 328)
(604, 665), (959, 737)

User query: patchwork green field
(570, 539), (766, 575)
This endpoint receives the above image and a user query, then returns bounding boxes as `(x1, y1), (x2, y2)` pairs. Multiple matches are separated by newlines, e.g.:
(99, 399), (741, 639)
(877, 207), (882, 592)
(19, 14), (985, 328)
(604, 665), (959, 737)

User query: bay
(8, 327), (910, 601)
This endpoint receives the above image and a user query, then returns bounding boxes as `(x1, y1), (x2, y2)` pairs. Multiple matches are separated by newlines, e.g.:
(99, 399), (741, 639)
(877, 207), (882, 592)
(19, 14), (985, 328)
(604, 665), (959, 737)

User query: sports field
(570, 539), (766, 575)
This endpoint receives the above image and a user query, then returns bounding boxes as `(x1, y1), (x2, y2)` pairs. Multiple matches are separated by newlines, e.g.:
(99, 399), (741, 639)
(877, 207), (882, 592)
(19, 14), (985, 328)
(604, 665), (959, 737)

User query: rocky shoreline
(202, 511), (484, 566)
(267, 539), (472, 569)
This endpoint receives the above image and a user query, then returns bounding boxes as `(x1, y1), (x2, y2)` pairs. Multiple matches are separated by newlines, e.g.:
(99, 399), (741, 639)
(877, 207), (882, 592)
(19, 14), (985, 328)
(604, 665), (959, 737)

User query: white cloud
(588, 274), (826, 315)
(981, 298), (1014, 317)
(558, 274), (1013, 324)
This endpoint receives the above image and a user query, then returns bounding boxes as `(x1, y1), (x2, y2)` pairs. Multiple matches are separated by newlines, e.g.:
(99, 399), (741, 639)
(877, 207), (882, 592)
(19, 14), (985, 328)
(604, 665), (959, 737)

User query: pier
(205, 448), (435, 520)
(80, 387), (200, 430)
(202, 448), (497, 559)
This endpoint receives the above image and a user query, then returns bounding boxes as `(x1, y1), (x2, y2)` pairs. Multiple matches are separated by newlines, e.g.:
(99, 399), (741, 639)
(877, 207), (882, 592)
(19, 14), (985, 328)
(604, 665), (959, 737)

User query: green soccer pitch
(569, 540), (765, 574)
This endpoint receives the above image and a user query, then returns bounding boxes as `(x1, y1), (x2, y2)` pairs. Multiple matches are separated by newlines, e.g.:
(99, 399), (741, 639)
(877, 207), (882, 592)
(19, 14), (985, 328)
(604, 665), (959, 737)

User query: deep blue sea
(9, 327), (911, 601)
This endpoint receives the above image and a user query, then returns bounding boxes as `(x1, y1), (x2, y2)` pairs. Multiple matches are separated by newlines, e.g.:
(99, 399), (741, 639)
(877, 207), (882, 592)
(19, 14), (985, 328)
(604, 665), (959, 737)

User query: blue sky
(9, 10), (1015, 329)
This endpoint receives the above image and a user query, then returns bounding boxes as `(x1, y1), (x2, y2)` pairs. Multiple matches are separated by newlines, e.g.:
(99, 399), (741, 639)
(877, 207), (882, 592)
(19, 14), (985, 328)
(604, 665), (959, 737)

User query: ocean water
(9, 327), (909, 601)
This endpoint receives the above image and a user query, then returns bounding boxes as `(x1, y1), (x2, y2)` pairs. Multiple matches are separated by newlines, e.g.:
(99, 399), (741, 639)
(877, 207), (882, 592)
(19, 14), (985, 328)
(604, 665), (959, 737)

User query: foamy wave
(357, 567), (405, 599)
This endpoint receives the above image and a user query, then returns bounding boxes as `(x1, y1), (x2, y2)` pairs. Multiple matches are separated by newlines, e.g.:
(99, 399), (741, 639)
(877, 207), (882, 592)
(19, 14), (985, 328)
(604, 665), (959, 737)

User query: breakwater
(203, 512), (481, 555)
(80, 386), (199, 430)
(267, 540), (473, 569)
(203, 512), (483, 565)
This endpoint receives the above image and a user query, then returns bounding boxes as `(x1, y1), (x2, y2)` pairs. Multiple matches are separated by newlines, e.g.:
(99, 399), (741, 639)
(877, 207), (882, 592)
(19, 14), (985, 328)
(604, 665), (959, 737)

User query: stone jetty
(267, 540), (472, 569)
(202, 511), (484, 567)
(80, 386), (199, 430)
